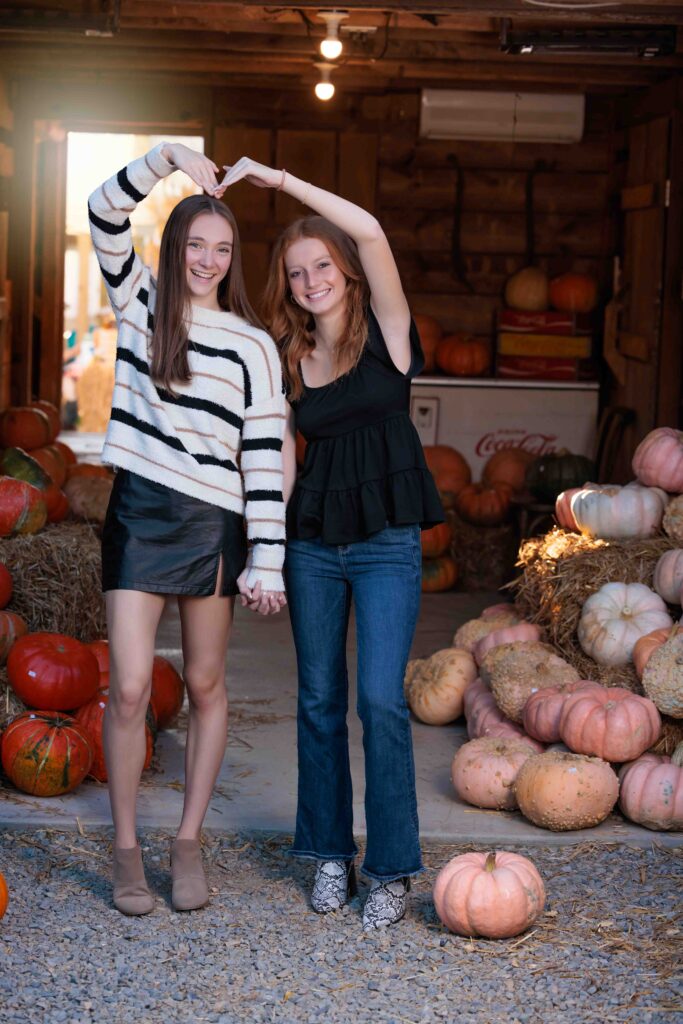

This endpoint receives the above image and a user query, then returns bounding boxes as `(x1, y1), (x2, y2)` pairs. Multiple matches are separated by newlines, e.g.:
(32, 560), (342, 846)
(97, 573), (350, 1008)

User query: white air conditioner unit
(419, 90), (585, 144)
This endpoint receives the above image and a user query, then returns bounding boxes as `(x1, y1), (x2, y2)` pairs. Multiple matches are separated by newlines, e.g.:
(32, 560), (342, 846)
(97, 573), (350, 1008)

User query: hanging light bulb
(314, 62), (336, 101)
(317, 11), (348, 60)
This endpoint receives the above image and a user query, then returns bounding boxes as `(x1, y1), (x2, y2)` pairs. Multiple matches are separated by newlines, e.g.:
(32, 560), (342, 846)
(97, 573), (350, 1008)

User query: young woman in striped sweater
(89, 142), (286, 916)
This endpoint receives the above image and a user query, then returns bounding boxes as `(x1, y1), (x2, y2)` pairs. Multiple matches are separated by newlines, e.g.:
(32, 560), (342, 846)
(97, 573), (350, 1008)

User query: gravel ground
(0, 830), (681, 1024)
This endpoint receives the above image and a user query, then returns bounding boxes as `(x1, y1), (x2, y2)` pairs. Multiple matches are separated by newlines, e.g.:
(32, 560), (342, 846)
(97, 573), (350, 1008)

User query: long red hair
(151, 194), (263, 390)
(261, 216), (369, 400)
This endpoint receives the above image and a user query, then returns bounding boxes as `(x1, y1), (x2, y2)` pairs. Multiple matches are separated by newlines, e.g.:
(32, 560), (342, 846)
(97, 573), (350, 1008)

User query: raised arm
(88, 142), (222, 319)
(219, 158), (412, 373)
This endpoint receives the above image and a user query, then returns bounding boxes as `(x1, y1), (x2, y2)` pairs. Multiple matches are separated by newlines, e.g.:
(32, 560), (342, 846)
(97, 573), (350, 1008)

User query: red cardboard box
(496, 355), (596, 381)
(498, 309), (592, 335)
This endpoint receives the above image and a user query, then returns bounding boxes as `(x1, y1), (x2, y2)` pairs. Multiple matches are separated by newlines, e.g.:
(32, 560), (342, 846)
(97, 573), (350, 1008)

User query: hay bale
(510, 527), (677, 692)
(446, 509), (518, 591)
(0, 522), (106, 643)
(0, 670), (26, 732)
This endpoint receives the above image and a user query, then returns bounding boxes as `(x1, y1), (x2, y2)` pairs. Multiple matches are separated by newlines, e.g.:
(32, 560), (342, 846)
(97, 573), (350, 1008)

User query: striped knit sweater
(88, 143), (286, 592)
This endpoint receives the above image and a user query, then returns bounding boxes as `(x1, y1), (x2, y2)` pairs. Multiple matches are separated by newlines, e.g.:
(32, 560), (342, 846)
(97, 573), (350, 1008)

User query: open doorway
(61, 132), (204, 436)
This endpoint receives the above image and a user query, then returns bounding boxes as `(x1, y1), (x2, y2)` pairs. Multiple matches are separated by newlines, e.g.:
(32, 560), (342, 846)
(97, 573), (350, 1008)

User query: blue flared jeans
(284, 524), (423, 881)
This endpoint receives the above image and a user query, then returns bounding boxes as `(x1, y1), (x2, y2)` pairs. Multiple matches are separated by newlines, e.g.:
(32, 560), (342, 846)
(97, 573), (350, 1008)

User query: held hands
(236, 569), (287, 617)
(220, 157), (284, 192)
(161, 146), (284, 198)
(161, 143), (225, 197)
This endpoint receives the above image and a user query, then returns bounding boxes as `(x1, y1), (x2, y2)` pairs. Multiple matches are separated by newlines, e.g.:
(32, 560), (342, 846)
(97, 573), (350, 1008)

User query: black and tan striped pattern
(89, 143), (286, 591)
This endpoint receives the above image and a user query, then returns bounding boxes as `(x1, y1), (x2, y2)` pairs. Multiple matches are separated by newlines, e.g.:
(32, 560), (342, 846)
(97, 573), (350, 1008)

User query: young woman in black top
(221, 157), (443, 930)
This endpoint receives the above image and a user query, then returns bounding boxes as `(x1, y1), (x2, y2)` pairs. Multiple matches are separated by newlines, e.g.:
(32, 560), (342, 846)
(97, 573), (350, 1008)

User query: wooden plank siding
(0, 73), (13, 410)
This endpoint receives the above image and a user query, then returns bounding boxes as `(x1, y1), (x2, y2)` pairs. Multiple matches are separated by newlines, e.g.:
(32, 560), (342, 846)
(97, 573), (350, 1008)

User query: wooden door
(32, 123), (67, 406)
(606, 115), (672, 479)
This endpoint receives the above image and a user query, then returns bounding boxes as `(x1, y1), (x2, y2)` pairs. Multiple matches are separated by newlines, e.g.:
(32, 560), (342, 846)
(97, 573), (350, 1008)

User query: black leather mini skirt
(101, 470), (247, 597)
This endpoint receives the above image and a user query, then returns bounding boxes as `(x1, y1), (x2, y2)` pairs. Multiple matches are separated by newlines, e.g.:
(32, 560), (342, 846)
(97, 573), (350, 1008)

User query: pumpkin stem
(485, 852), (497, 872)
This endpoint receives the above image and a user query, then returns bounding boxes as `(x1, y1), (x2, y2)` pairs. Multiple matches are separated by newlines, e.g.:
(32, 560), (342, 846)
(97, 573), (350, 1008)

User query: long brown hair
(262, 216), (370, 400)
(150, 194), (264, 389)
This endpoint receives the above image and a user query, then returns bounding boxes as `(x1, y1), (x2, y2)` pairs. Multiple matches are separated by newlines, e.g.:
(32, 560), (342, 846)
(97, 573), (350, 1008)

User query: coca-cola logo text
(475, 431), (558, 457)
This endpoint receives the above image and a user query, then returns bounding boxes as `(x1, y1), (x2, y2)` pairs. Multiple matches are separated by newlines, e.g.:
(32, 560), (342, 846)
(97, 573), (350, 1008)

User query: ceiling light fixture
(314, 62), (336, 101)
(317, 11), (348, 60)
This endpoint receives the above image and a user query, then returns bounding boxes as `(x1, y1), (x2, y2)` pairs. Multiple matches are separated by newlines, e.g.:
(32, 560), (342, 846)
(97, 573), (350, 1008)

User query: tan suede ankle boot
(112, 845), (155, 916)
(171, 839), (209, 912)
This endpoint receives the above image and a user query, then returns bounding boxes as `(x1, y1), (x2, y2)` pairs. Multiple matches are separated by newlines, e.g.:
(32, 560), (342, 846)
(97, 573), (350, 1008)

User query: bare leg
(176, 561), (234, 840)
(104, 589), (166, 849)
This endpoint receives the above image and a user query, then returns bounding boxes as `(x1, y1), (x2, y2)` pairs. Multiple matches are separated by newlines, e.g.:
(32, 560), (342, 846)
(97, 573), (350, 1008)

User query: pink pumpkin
(481, 603), (517, 620)
(451, 737), (538, 810)
(522, 680), (602, 743)
(559, 687), (662, 762)
(555, 482), (601, 532)
(433, 851), (546, 938)
(473, 622), (543, 667)
(618, 754), (683, 830)
(466, 683), (544, 752)
(632, 428), (683, 493)
(653, 550), (683, 605)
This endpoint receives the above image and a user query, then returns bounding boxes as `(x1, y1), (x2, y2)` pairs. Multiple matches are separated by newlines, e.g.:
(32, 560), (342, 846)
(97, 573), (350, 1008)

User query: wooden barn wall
(0, 73), (13, 411)
(211, 88), (618, 339)
(5, 77), (619, 404)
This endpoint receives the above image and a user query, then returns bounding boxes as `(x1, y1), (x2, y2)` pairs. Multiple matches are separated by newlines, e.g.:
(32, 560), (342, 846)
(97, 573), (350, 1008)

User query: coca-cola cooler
(409, 377), (600, 479)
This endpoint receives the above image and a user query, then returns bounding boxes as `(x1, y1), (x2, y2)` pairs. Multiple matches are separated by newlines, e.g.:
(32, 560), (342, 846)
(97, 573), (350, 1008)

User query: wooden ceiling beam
(0, 41), (670, 88)
(2, 28), (681, 73)
(124, 0), (683, 26)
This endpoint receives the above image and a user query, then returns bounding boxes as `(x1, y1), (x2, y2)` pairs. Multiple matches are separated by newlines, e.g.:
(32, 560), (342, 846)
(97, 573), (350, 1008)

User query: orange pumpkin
(0, 870), (7, 919)
(7, 632), (101, 711)
(413, 314), (442, 374)
(0, 407), (52, 450)
(43, 484), (69, 523)
(455, 482), (512, 527)
(559, 686), (661, 762)
(30, 400), (60, 443)
(549, 273), (598, 314)
(435, 334), (490, 378)
(421, 555), (458, 593)
(421, 521), (452, 559)
(0, 611), (28, 664)
(514, 750), (619, 830)
(0, 478), (47, 536)
(150, 656), (185, 728)
(1, 711), (93, 796)
(423, 445), (471, 507)
(52, 440), (77, 466)
(0, 563), (12, 609)
(633, 625), (683, 679)
(66, 463), (112, 481)
(482, 448), (535, 498)
(433, 850), (546, 938)
(504, 267), (549, 312)
(29, 445), (67, 488)
(75, 688), (154, 782)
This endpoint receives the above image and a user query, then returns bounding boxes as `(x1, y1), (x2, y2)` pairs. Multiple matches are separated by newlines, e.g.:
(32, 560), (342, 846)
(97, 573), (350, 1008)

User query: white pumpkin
(570, 484), (665, 540)
(653, 550), (683, 605)
(405, 647), (477, 725)
(578, 582), (673, 666)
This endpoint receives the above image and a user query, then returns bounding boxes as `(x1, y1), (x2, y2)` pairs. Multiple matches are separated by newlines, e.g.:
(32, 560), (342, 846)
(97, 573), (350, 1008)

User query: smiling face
(185, 212), (234, 309)
(284, 236), (348, 319)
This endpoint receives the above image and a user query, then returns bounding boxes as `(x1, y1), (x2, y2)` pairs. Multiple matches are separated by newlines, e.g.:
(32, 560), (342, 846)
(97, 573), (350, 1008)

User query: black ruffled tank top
(287, 306), (444, 545)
